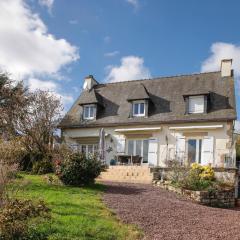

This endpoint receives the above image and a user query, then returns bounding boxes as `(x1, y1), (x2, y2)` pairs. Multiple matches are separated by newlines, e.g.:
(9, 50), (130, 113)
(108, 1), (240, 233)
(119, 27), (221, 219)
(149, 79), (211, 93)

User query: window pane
(88, 145), (93, 154)
(84, 107), (89, 118)
(134, 103), (139, 115)
(128, 140), (134, 155)
(136, 140), (142, 156)
(81, 145), (87, 154)
(189, 96), (204, 113)
(188, 139), (196, 163)
(140, 103), (145, 114)
(143, 140), (149, 163)
(198, 139), (202, 164)
(89, 106), (94, 117)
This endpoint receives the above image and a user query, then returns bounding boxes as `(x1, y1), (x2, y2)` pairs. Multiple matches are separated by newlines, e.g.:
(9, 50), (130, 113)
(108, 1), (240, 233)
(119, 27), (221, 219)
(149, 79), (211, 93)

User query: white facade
(62, 121), (235, 168)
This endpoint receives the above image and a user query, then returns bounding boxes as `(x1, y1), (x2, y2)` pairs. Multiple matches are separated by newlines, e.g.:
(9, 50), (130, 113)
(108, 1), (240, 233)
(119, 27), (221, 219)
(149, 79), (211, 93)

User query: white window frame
(132, 101), (145, 117)
(186, 137), (203, 164)
(80, 144), (98, 157)
(127, 139), (149, 163)
(83, 104), (95, 120)
(188, 95), (205, 114)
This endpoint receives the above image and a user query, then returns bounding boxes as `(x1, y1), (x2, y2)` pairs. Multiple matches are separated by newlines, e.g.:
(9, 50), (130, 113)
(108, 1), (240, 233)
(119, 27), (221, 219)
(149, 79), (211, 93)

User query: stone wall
(155, 181), (235, 208)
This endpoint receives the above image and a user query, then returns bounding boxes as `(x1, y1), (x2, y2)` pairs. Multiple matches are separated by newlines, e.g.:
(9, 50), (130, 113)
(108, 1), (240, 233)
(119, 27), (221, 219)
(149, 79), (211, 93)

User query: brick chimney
(83, 75), (98, 90)
(220, 59), (233, 77)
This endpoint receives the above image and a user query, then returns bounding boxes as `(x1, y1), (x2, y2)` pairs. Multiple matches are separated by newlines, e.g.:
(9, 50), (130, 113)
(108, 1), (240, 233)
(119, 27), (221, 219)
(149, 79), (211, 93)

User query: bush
(0, 199), (50, 240)
(32, 158), (53, 175)
(178, 163), (215, 191)
(58, 153), (103, 186)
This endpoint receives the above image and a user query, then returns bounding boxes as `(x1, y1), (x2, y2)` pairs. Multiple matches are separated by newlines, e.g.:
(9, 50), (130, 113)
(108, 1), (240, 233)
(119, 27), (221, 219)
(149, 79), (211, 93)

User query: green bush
(0, 199), (50, 240)
(32, 158), (53, 175)
(58, 153), (103, 186)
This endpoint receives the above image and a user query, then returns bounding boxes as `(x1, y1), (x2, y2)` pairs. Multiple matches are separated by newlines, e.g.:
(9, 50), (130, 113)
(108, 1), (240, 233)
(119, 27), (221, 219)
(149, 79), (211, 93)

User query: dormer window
(188, 95), (205, 114)
(83, 104), (96, 120)
(133, 101), (145, 117)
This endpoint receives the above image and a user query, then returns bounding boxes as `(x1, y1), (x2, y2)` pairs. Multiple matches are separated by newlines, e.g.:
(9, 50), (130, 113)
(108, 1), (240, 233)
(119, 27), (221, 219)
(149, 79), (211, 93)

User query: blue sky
(0, 0), (240, 121)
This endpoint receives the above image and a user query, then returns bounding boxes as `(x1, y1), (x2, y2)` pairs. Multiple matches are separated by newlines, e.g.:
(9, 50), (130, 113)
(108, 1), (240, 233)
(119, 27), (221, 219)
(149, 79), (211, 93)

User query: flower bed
(154, 180), (235, 208)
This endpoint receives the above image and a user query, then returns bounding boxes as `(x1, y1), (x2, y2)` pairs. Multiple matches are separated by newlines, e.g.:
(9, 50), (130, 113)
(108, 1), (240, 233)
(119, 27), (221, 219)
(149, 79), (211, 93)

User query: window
(127, 139), (149, 163)
(187, 139), (202, 164)
(80, 144), (98, 157)
(83, 105), (95, 119)
(133, 101), (145, 116)
(188, 95), (205, 114)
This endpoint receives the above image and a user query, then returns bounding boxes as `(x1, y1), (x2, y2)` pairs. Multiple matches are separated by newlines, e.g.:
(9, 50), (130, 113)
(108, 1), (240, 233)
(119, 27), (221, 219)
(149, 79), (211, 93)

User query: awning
(115, 127), (161, 133)
(169, 125), (223, 131)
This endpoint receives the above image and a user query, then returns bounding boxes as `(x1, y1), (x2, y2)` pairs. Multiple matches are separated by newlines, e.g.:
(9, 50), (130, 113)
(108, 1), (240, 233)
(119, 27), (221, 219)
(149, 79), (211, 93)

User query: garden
(0, 74), (141, 240)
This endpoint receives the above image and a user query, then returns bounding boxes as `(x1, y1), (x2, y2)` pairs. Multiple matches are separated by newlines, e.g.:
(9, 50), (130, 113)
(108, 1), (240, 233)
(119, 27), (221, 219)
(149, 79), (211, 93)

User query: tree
(17, 90), (63, 157)
(0, 73), (29, 138)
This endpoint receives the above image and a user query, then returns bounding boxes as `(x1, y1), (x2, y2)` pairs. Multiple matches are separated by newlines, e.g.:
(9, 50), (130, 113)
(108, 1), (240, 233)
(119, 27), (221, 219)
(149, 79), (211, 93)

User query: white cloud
(104, 51), (120, 57)
(126, 0), (139, 9)
(0, 0), (79, 80)
(105, 56), (151, 83)
(38, 0), (54, 12)
(28, 78), (74, 105)
(28, 78), (58, 92)
(201, 42), (240, 78)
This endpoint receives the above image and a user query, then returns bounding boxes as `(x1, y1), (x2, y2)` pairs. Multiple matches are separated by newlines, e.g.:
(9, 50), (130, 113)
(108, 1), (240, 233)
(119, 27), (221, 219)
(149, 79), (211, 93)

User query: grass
(14, 174), (141, 240)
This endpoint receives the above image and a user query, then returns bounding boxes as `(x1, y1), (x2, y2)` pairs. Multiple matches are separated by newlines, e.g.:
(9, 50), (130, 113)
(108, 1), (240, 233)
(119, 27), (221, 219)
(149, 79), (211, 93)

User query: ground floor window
(127, 139), (149, 163)
(187, 139), (202, 164)
(80, 144), (98, 157)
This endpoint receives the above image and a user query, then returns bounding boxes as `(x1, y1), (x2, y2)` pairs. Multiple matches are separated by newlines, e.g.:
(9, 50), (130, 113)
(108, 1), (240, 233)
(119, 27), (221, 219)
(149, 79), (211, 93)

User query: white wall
(62, 121), (234, 168)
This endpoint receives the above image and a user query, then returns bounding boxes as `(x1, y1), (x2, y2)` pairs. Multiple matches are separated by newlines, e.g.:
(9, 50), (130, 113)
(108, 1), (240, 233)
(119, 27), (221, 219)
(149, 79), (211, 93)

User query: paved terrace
(103, 182), (240, 240)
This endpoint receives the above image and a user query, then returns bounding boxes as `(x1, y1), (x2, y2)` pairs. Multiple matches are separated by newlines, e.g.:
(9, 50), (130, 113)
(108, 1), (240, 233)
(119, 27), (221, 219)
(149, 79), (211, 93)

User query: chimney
(220, 59), (233, 77)
(83, 75), (98, 90)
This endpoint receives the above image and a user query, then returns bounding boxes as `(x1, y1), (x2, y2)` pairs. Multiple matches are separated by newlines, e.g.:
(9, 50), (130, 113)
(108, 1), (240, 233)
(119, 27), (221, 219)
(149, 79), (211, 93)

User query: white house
(59, 59), (237, 184)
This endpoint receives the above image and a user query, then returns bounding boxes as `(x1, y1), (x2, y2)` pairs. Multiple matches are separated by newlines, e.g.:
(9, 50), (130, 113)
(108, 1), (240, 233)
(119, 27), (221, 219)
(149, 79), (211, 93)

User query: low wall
(155, 181), (235, 208)
(151, 167), (238, 185)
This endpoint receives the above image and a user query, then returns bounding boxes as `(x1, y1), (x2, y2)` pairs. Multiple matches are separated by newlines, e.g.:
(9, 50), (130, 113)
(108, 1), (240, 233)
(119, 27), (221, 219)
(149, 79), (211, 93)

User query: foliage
(179, 163), (215, 191)
(32, 158), (54, 175)
(167, 159), (188, 184)
(58, 153), (103, 186)
(14, 174), (141, 240)
(0, 199), (50, 240)
(0, 73), (29, 138)
(236, 135), (240, 162)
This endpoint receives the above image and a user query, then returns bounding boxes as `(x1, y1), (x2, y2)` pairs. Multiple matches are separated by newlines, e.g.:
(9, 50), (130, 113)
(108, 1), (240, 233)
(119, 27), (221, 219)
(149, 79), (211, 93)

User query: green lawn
(15, 174), (141, 240)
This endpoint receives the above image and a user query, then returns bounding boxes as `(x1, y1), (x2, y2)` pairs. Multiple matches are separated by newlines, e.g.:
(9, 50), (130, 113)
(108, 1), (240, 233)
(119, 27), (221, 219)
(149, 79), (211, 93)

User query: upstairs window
(188, 95), (205, 114)
(133, 101), (145, 116)
(83, 104), (95, 120)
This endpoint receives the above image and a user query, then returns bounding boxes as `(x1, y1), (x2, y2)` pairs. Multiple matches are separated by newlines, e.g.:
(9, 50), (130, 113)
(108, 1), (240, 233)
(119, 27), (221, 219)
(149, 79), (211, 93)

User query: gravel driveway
(103, 182), (240, 240)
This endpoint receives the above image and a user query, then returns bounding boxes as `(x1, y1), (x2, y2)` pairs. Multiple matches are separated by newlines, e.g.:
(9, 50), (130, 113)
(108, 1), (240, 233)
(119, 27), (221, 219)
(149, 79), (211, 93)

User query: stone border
(154, 181), (235, 208)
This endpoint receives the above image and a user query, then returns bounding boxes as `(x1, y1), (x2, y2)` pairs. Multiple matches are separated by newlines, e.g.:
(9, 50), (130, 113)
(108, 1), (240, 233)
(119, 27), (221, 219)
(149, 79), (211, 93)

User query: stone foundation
(155, 181), (236, 208)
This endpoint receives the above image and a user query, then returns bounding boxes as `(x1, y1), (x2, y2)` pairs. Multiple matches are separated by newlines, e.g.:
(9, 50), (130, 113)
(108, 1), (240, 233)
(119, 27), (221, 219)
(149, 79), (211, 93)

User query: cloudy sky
(0, 0), (240, 123)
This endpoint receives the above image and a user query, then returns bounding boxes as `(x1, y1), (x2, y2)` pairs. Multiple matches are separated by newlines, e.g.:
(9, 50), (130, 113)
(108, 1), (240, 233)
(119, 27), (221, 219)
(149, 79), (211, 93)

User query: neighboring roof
(127, 83), (150, 101)
(78, 89), (103, 106)
(59, 71), (237, 128)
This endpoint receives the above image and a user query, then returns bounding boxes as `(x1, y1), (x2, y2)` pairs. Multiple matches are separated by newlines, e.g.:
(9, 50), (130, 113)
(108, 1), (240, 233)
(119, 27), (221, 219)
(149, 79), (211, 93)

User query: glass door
(127, 139), (149, 163)
(187, 139), (202, 164)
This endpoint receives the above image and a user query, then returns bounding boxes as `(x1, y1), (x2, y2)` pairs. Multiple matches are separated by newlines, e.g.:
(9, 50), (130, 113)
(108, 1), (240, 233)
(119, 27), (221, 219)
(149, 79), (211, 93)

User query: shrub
(0, 199), (50, 240)
(32, 158), (53, 175)
(58, 153), (103, 186)
(178, 163), (215, 191)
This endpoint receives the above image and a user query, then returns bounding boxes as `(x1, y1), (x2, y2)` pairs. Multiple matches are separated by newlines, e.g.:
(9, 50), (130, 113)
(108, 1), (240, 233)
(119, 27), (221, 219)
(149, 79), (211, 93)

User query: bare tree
(16, 90), (63, 157)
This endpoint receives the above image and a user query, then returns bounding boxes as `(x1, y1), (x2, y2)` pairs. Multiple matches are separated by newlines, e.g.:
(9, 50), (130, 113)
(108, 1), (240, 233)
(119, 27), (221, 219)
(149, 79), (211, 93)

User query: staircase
(97, 166), (154, 184)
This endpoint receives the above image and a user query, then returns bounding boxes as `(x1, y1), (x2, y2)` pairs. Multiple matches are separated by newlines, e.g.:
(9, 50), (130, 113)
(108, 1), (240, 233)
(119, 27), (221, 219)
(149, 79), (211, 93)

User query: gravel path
(103, 182), (240, 240)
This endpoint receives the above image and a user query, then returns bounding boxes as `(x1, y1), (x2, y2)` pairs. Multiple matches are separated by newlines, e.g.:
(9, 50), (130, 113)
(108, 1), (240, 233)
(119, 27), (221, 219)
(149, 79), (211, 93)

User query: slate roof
(59, 71), (237, 128)
(127, 83), (150, 101)
(78, 89), (103, 106)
